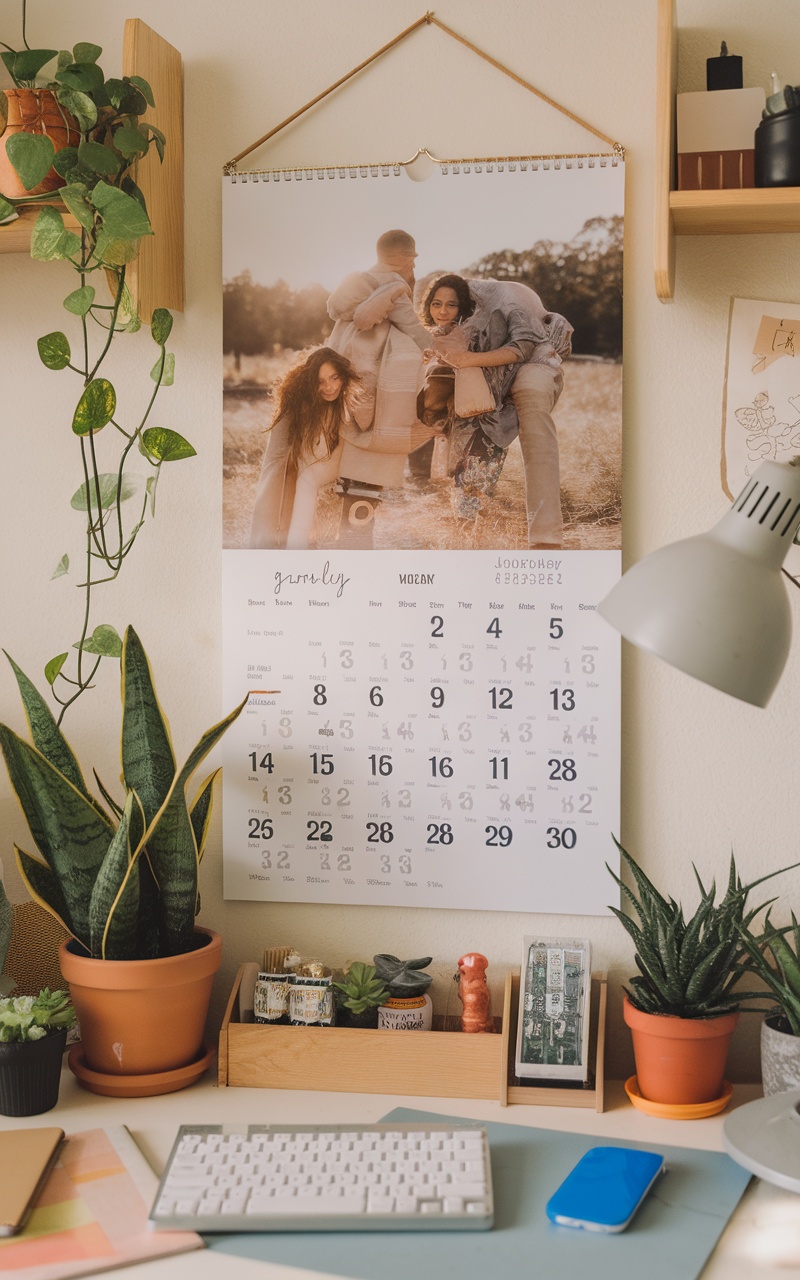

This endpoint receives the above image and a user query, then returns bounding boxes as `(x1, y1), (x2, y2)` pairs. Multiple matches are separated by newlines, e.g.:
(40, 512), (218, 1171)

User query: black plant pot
(336, 1006), (380, 1029)
(0, 1028), (68, 1116)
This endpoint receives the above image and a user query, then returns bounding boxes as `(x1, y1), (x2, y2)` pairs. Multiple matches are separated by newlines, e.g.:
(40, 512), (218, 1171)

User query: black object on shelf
(707, 41), (744, 91)
(755, 107), (800, 186)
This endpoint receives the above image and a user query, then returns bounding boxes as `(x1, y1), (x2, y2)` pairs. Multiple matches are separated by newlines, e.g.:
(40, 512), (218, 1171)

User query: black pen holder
(755, 109), (800, 186)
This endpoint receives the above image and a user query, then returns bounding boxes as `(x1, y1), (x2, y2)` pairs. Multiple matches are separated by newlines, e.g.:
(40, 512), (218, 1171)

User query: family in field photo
(222, 163), (623, 552)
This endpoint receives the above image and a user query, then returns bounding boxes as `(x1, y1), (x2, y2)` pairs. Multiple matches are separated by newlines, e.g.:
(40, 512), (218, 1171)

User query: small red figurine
(457, 952), (494, 1033)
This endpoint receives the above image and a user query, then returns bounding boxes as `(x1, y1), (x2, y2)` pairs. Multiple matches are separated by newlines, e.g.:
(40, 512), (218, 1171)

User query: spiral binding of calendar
(226, 151), (623, 184)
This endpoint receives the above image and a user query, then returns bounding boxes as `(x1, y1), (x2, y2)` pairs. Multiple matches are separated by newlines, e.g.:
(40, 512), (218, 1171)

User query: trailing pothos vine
(1, 14), (194, 723)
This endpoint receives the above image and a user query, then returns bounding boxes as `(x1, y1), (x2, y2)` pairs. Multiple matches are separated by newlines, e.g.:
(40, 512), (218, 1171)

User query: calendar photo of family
(222, 159), (623, 553)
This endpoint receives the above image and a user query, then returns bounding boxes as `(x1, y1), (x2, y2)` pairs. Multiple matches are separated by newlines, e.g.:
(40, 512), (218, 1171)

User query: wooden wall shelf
(0, 19), (183, 322)
(655, 0), (800, 301)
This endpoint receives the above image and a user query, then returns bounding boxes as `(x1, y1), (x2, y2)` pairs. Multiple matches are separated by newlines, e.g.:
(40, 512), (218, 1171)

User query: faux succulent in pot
(333, 962), (389, 1017)
(0, 626), (247, 961)
(373, 954), (433, 999)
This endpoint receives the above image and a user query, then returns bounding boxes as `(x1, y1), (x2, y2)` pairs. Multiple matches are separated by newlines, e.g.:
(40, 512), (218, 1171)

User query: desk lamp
(597, 458), (800, 707)
(598, 456), (800, 1191)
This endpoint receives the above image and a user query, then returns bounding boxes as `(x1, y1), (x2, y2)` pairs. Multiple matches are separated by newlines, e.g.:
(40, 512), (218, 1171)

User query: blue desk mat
(206, 1107), (752, 1280)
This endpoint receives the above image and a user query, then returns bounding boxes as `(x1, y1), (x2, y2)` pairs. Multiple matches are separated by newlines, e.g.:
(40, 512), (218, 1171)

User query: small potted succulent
(738, 911), (800, 1095)
(333, 962), (389, 1029)
(374, 954), (434, 1031)
(608, 837), (792, 1107)
(0, 976), (77, 1116)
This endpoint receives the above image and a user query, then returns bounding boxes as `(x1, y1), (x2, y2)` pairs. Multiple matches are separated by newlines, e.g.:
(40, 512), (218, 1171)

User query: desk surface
(3, 1068), (799, 1280)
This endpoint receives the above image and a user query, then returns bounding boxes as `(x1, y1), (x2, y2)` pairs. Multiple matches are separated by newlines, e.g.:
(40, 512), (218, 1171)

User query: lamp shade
(598, 460), (800, 707)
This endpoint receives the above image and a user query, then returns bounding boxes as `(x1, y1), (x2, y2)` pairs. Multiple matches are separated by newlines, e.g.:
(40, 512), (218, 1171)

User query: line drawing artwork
(734, 390), (800, 472)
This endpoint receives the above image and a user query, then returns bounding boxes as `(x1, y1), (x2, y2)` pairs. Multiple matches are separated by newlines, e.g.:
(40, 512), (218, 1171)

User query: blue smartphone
(545, 1146), (665, 1233)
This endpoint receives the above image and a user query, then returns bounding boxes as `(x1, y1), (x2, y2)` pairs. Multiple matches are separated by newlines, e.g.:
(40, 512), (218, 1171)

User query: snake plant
(0, 626), (247, 961)
(738, 912), (800, 1036)
(607, 837), (794, 1018)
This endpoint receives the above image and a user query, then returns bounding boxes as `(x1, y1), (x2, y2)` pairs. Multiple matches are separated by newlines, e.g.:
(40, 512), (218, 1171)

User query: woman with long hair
(415, 273), (523, 518)
(249, 346), (361, 549)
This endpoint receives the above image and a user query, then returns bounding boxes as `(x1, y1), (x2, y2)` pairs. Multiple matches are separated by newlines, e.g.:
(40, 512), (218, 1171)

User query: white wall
(2, 0), (800, 1083)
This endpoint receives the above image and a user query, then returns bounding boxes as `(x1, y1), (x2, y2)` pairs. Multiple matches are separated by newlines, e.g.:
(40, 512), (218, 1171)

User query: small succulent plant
(607, 837), (794, 1018)
(333, 962), (388, 1016)
(373, 954), (433, 998)
(0, 989), (76, 1042)
(738, 911), (800, 1035)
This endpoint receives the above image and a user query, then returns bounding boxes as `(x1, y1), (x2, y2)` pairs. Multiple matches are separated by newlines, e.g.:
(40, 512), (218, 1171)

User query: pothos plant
(1, 11), (193, 723)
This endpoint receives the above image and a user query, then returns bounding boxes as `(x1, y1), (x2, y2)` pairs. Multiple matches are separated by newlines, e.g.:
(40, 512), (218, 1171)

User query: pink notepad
(0, 1126), (202, 1279)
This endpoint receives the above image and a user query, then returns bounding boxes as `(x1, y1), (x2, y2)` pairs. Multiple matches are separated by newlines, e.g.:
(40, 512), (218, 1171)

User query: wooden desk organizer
(219, 965), (606, 1111)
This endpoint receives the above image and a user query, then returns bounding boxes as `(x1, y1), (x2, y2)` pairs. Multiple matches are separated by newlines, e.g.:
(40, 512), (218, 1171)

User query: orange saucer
(625, 1075), (733, 1119)
(68, 1042), (215, 1097)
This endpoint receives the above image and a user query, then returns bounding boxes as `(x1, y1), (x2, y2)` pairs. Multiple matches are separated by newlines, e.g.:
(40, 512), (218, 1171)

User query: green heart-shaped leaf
(37, 331), (71, 370)
(70, 472), (137, 511)
(73, 624), (123, 657)
(91, 182), (152, 238)
(63, 286), (95, 316)
(56, 62), (104, 94)
(113, 125), (148, 159)
(150, 352), (175, 385)
(126, 74), (155, 107)
(3, 49), (57, 83)
(50, 554), (70, 580)
(59, 182), (94, 231)
(5, 133), (55, 190)
(142, 428), (196, 462)
(44, 653), (68, 685)
(72, 378), (116, 435)
(150, 309), (173, 346)
(55, 87), (96, 132)
(72, 43), (102, 65)
(30, 207), (81, 261)
(78, 139), (119, 176)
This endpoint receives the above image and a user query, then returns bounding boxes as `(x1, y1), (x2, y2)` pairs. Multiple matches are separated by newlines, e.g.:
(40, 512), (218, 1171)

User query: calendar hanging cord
(223, 12), (624, 176)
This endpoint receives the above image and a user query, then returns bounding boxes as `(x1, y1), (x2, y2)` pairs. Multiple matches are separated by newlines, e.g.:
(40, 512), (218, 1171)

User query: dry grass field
(223, 353), (621, 551)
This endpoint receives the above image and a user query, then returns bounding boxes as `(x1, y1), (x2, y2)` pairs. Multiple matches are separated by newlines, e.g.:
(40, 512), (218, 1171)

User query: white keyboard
(149, 1123), (493, 1232)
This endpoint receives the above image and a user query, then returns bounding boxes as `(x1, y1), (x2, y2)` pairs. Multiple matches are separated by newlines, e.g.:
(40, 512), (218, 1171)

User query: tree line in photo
(223, 214), (623, 370)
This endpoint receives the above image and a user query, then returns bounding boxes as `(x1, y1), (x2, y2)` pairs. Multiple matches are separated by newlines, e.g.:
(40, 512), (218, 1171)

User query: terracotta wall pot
(0, 89), (80, 198)
(761, 1015), (800, 1096)
(623, 995), (738, 1105)
(59, 927), (221, 1077)
(0, 1027), (67, 1116)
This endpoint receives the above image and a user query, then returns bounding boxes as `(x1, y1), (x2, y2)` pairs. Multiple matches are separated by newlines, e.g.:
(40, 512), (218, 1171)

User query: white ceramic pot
(377, 993), (433, 1031)
(761, 1015), (800, 1095)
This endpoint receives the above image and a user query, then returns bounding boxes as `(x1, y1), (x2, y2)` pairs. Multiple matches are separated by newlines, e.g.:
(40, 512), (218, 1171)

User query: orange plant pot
(0, 88), (80, 198)
(623, 995), (738, 1105)
(59, 928), (221, 1078)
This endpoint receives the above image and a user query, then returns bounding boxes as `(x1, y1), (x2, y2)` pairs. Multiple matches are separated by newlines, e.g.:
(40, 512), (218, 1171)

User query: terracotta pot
(59, 927), (221, 1078)
(0, 88), (80, 198)
(761, 1014), (800, 1096)
(0, 1027), (67, 1116)
(623, 995), (738, 1105)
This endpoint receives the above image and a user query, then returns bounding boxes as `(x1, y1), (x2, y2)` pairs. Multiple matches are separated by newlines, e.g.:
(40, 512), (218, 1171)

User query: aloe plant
(738, 912), (800, 1035)
(0, 627), (247, 961)
(373, 954), (433, 997)
(607, 837), (794, 1018)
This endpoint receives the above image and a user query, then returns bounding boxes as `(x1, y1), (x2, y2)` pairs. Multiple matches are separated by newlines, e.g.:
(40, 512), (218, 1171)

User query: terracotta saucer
(624, 1075), (733, 1120)
(68, 1042), (215, 1098)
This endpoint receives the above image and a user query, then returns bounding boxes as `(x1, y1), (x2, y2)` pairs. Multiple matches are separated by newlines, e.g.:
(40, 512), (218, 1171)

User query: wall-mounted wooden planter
(219, 964), (606, 1112)
(0, 19), (183, 322)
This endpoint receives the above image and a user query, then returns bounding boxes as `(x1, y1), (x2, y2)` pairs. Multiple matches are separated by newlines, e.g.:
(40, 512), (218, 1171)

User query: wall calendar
(222, 157), (623, 915)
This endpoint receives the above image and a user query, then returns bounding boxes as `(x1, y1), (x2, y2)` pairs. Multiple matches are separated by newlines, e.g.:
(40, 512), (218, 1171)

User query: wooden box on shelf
(218, 964), (606, 1111)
